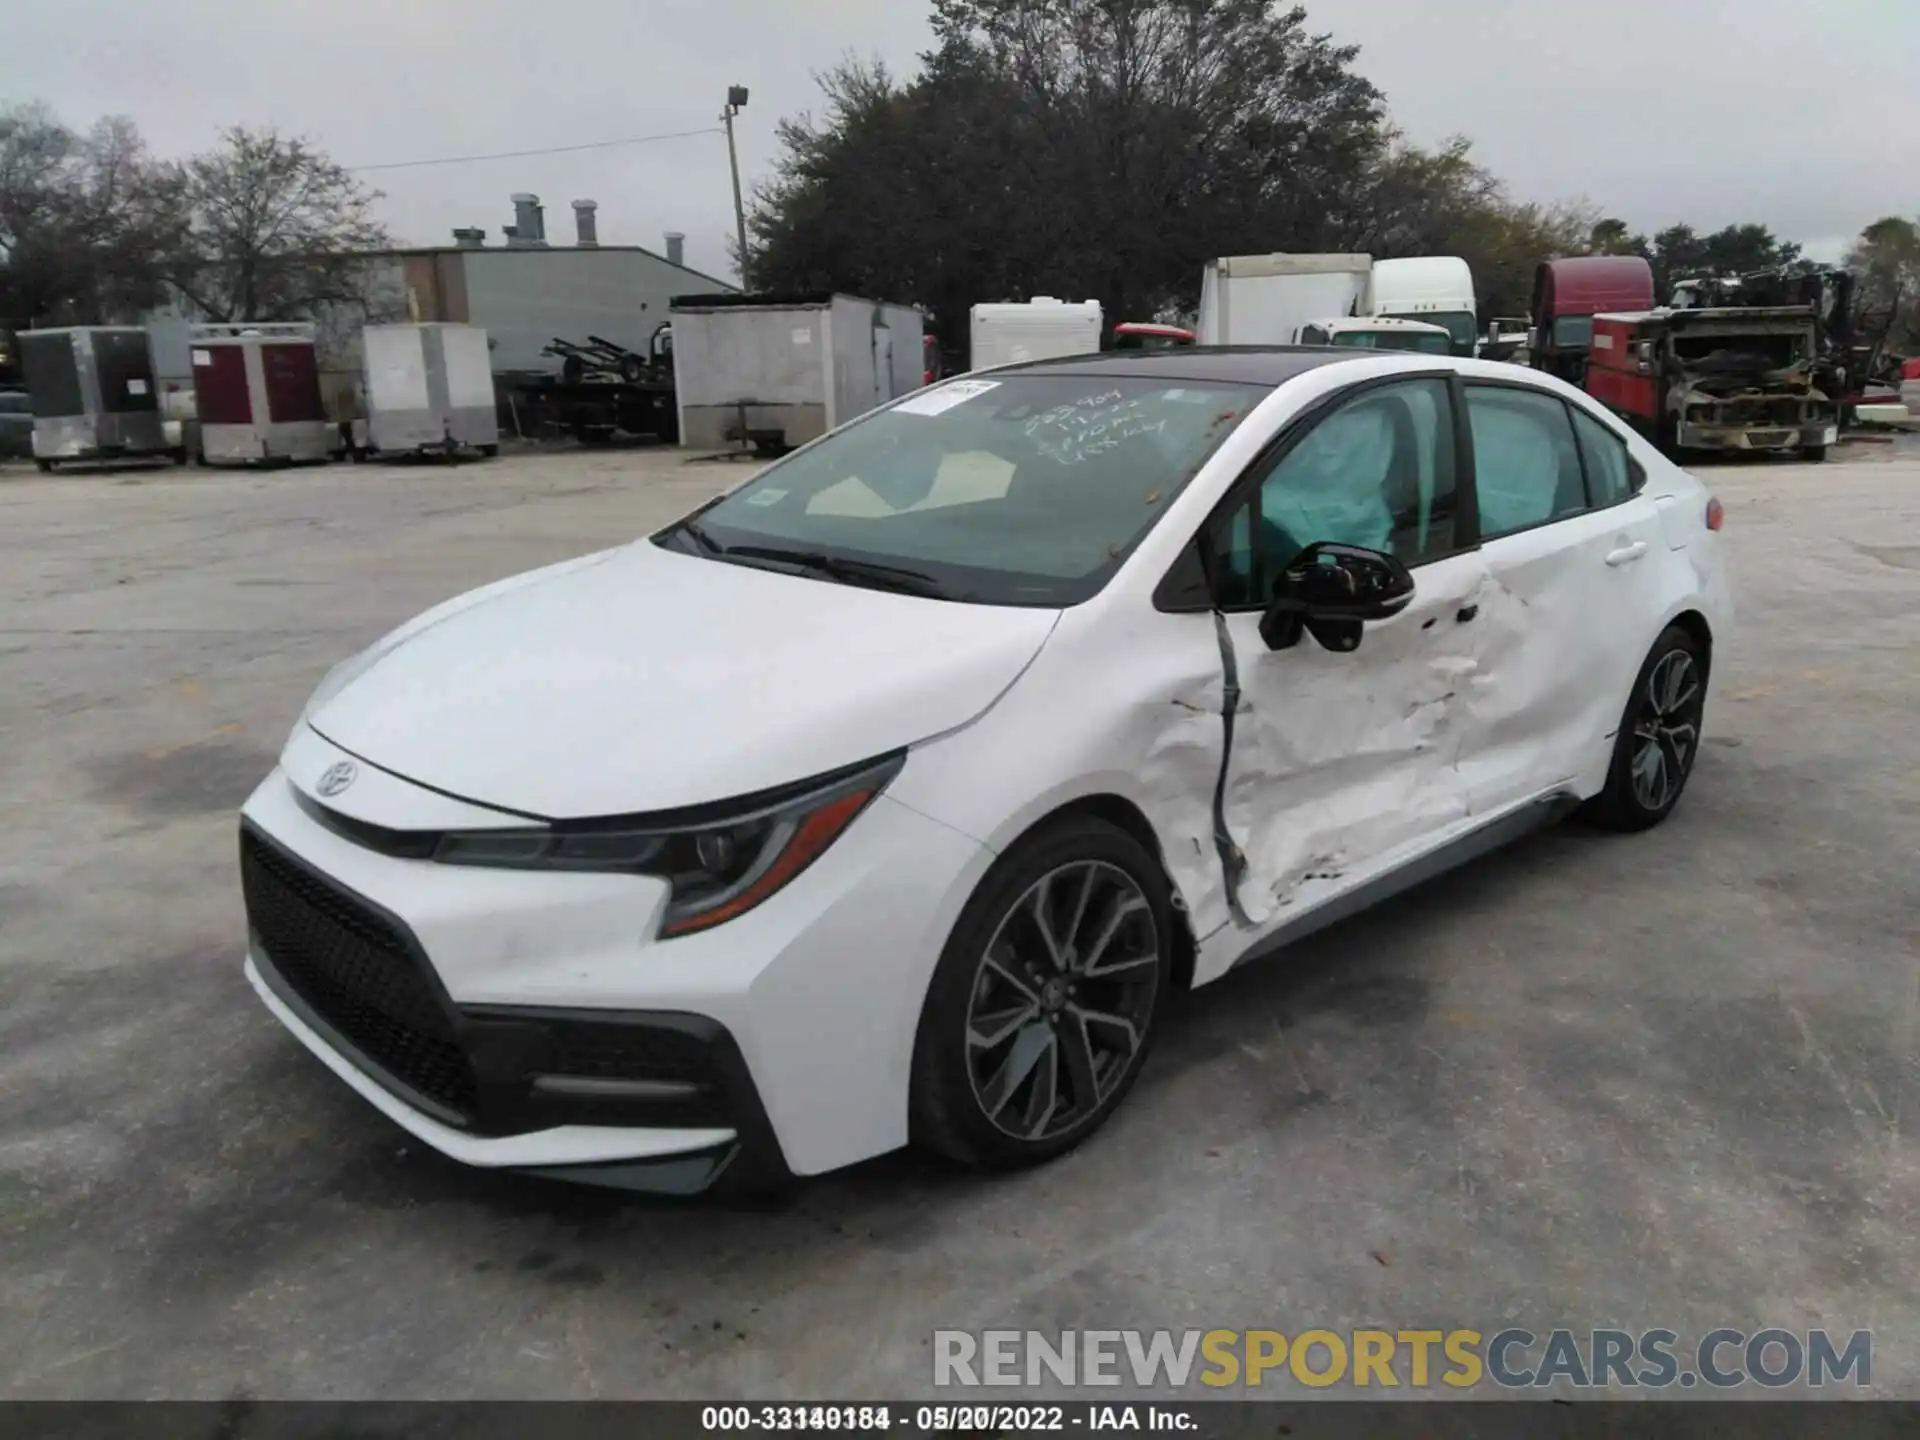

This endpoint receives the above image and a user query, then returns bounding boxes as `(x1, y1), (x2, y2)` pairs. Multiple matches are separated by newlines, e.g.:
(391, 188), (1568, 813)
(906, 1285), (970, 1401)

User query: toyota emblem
(316, 761), (358, 798)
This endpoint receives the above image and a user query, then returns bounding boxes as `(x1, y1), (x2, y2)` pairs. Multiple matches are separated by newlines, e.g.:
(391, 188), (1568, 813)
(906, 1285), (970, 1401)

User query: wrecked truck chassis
(1670, 379), (1835, 453)
(1674, 417), (1836, 452)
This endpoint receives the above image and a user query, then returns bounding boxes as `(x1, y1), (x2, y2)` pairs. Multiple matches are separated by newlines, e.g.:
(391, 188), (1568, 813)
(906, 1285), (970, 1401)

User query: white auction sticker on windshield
(892, 379), (1000, 417)
(745, 487), (787, 507)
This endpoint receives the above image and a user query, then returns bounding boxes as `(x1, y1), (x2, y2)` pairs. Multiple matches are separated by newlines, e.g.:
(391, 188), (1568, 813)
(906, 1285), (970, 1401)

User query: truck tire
(35, 458), (54, 473)
(1802, 445), (1829, 463)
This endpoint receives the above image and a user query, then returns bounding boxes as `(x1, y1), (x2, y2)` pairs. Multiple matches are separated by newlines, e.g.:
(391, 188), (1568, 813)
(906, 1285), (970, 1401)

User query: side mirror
(1259, 542), (1416, 653)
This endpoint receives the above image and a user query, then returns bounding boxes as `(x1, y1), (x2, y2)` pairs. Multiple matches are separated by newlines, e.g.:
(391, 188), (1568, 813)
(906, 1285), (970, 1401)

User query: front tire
(1583, 626), (1708, 831)
(1802, 445), (1829, 463)
(910, 815), (1173, 1170)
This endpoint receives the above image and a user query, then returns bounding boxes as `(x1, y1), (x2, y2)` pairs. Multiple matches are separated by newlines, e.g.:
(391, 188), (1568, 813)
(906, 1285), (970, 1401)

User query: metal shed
(19, 327), (176, 470)
(189, 323), (335, 466)
(668, 293), (924, 452)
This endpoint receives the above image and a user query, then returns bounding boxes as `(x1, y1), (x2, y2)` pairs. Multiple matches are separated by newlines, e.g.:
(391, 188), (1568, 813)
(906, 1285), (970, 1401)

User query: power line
(349, 126), (724, 174)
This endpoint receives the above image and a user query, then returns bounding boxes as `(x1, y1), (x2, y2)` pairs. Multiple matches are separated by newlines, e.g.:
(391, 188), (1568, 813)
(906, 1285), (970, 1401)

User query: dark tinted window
(1466, 386), (1587, 537)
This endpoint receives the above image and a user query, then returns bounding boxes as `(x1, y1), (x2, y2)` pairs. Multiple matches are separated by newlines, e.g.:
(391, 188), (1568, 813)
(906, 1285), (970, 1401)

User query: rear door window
(1570, 406), (1639, 506)
(1465, 386), (1588, 538)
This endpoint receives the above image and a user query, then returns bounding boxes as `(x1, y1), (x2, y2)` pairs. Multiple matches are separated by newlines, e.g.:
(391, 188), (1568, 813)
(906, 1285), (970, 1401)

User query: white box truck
(969, 297), (1103, 370)
(1195, 254), (1372, 346)
(1361, 256), (1478, 355)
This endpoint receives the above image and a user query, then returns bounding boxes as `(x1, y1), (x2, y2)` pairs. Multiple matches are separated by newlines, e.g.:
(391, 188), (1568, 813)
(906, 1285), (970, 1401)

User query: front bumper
(244, 951), (746, 1193)
(239, 732), (992, 1190)
(1677, 421), (1836, 452)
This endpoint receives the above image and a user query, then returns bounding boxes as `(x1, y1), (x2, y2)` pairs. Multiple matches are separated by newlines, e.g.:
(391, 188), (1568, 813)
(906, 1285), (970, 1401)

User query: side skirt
(1230, 791), (1583, 971)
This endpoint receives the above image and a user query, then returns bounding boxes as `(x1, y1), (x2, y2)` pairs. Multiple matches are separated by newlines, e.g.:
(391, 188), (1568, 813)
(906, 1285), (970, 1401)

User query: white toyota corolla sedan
(239, 348), (1730, 1194)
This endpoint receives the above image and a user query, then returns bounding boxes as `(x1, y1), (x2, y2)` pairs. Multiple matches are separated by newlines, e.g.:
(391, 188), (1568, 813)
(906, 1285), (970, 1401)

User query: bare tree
(170, 127), (392, 322)
(0, 103), (187, 325)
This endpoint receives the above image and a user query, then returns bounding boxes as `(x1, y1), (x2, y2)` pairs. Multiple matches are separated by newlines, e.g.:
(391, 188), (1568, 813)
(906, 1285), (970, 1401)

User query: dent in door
(1211, 558), (1488, 929)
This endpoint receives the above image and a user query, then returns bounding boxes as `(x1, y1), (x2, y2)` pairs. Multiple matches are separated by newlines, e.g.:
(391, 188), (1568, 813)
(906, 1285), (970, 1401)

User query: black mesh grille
(242, 829), (477, 1119)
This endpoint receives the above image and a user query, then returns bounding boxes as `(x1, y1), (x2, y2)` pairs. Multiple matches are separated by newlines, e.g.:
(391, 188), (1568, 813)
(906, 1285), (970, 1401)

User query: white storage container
(362, 323), (500, 457)
(669, 293), (924, 452)
(968, 298), (1103, 370)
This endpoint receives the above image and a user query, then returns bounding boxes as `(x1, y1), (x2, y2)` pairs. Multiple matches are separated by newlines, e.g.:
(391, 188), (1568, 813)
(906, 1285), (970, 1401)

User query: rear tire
(1582, 626), (1708, 832)
(34, 458), (54, 473)
(909, 815), (1173, 1171)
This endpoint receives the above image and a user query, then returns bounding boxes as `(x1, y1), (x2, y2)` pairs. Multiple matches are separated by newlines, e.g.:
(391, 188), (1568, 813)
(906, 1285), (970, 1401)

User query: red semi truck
(1530, 256), (1656, 384)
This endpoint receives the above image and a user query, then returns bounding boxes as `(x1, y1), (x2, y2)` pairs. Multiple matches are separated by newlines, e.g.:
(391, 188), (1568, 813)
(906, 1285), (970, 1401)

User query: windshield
(1553, 316), (1595, 348)
(1381, 309), (1477, 354)
(661, 374), (1262, 606)
(1331, 329), (1452, 355)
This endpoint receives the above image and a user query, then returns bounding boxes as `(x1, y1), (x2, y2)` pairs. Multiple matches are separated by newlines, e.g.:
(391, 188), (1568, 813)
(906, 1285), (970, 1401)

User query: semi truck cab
(1531, 256), (1657, 384)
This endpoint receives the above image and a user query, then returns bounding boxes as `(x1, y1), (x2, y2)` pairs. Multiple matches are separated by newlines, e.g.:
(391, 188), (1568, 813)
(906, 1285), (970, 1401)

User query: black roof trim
(671, 290), (840, 310)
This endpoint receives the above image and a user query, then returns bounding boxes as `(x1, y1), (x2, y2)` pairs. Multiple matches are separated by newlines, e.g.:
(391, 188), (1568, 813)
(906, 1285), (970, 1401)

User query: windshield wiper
(667, 517), (725, 555)
(717, 544), (952, 598)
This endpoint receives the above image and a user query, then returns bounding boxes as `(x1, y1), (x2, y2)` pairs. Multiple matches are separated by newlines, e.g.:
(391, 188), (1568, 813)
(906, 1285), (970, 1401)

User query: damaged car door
(1199, 375), (1492, 930)
(1455, 382), (1671, 816)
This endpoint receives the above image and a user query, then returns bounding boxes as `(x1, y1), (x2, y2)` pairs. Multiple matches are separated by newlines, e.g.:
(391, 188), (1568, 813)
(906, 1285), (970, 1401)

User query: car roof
(993, 346), (1367, 387)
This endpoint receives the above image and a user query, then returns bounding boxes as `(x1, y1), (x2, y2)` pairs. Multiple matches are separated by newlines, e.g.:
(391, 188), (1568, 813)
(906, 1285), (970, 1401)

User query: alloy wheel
(964, 860), (1161, 1142)
(1630, 649), (1702, 812)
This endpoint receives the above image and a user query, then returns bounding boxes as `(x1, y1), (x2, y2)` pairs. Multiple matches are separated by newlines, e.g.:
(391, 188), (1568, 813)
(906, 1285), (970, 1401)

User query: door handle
(1605, 540), (1648, 567)
(1456, 603), (1478, 624)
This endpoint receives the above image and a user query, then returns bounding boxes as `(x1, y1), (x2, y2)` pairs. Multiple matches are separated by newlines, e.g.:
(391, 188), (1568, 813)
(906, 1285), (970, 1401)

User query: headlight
(430, 753), (904, 937)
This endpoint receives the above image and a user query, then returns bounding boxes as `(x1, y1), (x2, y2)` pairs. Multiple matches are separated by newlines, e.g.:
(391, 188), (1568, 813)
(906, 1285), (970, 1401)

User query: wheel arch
(988, 792), (1198, 995)
(1664, 607), (1714, 680)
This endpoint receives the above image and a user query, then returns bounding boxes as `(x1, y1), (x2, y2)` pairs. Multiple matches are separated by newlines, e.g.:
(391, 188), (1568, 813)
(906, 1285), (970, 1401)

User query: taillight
(1705, 496), (1724, 531)
(923, 369), (935, 386)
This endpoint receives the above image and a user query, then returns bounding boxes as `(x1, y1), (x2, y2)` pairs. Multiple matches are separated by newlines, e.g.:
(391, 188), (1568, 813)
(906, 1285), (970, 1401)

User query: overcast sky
(5, 0), (1913, 277)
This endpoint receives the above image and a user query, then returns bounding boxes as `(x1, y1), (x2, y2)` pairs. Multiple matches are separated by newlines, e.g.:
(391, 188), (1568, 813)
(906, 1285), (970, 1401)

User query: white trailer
(968, 298), (1103, 370)
(1195, 254), (1372, 346)
(669, 293), (924, 453)
(190, 323), (335, 466)
(361, 323), (500, 458)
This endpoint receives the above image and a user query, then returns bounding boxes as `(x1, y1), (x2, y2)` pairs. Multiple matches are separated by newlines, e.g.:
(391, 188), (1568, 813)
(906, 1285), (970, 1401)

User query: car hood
(305, 540), (1060, 818)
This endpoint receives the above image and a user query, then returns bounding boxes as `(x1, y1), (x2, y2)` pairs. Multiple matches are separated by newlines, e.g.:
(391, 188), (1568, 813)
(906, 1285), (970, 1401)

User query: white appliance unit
(361, 323), (501, 458)
(968, 298), (1103, 370)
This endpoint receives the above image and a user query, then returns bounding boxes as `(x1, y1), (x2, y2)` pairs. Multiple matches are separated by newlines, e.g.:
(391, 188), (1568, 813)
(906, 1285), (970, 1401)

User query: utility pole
(723, 85), (750, 290)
